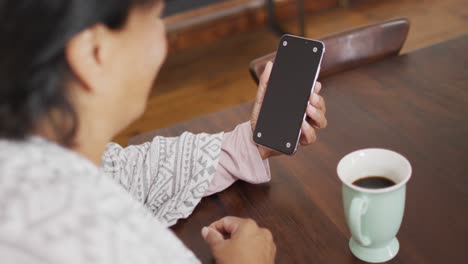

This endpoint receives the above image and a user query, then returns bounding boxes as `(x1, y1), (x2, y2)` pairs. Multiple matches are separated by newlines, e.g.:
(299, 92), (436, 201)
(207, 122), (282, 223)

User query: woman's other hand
(202, 217), (276, 264)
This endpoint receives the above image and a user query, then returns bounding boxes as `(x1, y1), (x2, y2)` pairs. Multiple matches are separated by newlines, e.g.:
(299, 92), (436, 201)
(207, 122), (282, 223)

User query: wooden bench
(164, 0), (339, 52)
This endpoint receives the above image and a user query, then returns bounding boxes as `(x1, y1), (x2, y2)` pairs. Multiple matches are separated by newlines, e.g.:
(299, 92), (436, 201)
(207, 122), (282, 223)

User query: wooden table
(130, 35), (468, 263)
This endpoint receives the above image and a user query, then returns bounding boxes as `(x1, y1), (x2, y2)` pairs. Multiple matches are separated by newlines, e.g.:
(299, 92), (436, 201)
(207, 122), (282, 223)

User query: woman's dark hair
(0, 0), (157, 146)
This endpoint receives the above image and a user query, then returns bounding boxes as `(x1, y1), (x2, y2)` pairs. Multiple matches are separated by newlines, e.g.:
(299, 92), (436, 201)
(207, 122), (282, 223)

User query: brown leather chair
(249, 18), (410, 84)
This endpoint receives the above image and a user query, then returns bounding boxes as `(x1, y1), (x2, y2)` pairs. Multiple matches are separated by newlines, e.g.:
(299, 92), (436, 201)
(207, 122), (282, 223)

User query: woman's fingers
(306, 104), (327, 129)
(300, 120), (317, 145)
(208, 216), (245, 235)
(314, 82), (322, 93)
(309, 93), (326, 113)
(299, 82), (326, 147)
(201, 227), (225, 248)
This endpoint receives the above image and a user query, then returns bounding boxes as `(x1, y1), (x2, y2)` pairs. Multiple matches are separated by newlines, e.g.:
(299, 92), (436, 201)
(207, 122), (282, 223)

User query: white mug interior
(337, 148), (412, 194)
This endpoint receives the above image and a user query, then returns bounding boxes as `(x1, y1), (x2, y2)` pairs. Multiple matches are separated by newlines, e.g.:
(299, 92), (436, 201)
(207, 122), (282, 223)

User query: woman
(0, 0), (327, 263)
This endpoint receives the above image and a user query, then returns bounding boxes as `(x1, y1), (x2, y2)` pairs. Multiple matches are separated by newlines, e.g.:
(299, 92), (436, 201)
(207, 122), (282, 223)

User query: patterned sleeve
(101, 132), (224, 227)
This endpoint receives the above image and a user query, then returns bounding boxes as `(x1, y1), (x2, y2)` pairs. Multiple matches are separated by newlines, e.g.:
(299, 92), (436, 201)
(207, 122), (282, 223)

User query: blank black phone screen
(253, 35), (324, 155)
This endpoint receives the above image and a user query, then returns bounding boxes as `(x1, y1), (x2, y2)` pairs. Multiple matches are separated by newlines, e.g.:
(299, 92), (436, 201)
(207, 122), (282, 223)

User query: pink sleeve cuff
(205, 122), (271, 196)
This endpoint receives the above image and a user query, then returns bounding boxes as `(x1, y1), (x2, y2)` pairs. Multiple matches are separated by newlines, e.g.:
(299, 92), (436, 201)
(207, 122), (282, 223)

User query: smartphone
(253, 34), (325, 155)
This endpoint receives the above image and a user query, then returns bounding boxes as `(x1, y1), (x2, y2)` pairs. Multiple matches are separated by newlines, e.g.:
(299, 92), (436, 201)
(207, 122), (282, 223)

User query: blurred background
(113, 0), (467, 145)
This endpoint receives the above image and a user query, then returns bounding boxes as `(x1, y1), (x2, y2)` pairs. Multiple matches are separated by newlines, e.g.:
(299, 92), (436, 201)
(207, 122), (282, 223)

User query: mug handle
(350, 196), (371, 246)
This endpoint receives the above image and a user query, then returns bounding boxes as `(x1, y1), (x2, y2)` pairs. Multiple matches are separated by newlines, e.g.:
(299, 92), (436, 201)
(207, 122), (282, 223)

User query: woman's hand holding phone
(250, 61), (328, 160)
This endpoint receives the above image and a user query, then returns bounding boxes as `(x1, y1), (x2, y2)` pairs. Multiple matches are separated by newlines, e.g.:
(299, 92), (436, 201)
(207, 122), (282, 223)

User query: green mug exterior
(338, 149), (411, 263)
(343, 183), (406, 262)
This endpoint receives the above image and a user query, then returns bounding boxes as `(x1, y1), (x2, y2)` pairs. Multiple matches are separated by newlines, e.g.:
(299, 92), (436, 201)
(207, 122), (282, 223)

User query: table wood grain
(130, 35), (468, 263)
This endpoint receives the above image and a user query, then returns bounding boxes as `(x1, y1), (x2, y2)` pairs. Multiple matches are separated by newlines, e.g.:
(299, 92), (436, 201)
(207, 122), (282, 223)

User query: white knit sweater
(0, 131), (223, 264)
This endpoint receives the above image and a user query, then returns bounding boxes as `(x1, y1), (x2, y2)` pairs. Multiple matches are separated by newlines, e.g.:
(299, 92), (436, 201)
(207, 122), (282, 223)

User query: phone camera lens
(313, 47), (318, 53)
(283, 41), (288, 47)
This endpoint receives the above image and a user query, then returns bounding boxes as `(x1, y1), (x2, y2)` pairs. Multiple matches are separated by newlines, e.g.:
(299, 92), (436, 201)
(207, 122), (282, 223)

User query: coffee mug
(337, 149), (412, 263)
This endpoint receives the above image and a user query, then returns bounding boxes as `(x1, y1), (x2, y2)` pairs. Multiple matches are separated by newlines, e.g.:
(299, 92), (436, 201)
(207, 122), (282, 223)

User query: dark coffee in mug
(352, 176), (396, 189)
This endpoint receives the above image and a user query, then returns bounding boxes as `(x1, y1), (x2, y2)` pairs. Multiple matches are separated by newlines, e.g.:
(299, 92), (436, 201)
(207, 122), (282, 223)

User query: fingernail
(201, 227), (209, 238)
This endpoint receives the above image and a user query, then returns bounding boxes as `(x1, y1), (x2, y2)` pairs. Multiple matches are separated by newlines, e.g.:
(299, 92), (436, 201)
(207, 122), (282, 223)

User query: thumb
(259, 61), (273, 91)
(201, 227), (224, 248)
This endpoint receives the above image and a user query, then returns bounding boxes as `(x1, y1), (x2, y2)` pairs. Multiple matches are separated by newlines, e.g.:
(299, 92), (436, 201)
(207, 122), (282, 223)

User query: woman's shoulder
(0, 136), (97, 177)
(0, 137), (199, 264)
